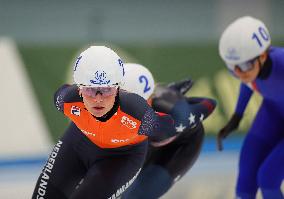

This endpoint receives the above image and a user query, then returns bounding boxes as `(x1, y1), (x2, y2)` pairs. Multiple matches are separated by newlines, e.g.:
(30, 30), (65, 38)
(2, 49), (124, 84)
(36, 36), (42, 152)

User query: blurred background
(0, 0), (283, 198)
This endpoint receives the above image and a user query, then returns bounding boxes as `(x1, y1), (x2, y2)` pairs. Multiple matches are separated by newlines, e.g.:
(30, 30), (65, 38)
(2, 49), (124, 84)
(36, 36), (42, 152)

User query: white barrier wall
(0, 38), (51, 159)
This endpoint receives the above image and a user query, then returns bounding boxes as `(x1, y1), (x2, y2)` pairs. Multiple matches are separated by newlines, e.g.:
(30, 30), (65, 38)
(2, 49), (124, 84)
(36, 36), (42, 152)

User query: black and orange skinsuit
(32, 84), (186, 199)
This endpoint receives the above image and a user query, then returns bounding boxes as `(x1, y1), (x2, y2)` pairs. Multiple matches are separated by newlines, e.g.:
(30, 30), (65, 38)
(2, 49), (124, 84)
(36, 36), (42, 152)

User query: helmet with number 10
(219, 16), (271, 71)
(122, 63), (155, 100)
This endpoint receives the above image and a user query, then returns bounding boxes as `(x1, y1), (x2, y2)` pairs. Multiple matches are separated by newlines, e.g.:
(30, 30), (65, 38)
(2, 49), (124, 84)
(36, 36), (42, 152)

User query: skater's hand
(152, 84), (195, 131)
(152, 84), (185, 114)
(217, 113), (242, 151)
(167, 78), (193, 95)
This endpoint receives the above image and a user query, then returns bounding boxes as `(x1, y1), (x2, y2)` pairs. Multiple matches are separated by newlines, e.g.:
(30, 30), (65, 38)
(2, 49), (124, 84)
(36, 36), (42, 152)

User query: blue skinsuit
(235, 47), (284, 199)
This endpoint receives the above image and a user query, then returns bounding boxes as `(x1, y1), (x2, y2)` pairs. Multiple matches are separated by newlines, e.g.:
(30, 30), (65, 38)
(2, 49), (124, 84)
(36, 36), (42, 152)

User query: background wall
(0, 0), (283, 198)
(0, 0), (283, 45)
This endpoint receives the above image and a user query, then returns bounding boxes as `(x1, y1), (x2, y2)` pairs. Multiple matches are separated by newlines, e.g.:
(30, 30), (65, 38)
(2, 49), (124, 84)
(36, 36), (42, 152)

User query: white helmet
(219, 16), (271, 71)
(73, 46), (125, 87)
(122, 63), (155, 100)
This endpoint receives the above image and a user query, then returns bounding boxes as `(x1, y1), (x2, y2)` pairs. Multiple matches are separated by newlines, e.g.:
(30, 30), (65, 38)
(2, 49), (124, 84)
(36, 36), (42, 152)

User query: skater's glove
(152, 84), (195, 132)
(217, 113), (242, 151)
(166, 78), (193, 95)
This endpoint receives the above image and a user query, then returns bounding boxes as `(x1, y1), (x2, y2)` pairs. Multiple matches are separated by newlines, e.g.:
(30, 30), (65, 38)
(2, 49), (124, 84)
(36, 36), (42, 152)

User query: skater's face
(232, 53), (267, 83)
(80, 86), (118, 117)
(233, 58), (261, 83)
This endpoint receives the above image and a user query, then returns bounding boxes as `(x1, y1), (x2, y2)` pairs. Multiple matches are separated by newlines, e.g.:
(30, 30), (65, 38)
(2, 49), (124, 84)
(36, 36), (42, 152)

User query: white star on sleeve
(175, 123), (186, 132)
(188, 113), (195, 124)
(199, 114), (204, 121)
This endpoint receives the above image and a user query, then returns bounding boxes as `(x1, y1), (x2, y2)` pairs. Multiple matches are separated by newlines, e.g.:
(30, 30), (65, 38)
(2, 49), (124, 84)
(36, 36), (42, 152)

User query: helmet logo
(90, 71), (111, 85)
(118, 59), (125, 76)
(225, 47), (240, 61)
(74, 55), (82, 71)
